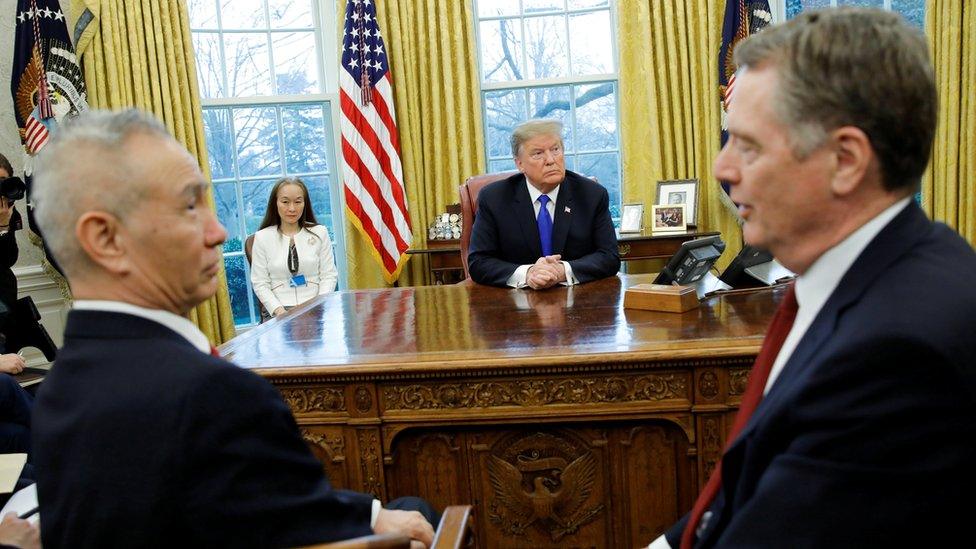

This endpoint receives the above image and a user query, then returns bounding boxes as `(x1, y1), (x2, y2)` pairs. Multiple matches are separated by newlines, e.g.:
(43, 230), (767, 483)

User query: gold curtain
(340, 0), (486, 288)
(70, 0), (236, 344)
(924, 0), (975, 245)
(618, 0), (742, 268)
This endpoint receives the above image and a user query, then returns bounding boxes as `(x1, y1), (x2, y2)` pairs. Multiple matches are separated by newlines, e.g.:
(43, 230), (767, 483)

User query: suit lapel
(512, 175), (542, 258)
(551, 175), (573, 255)
(729, 203), (932, 447)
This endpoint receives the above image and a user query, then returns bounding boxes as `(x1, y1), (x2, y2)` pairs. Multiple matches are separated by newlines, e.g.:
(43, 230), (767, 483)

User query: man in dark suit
(29, 110), (434, 548)
(649, 8), (976, 549)
(467, 119), (619, 288)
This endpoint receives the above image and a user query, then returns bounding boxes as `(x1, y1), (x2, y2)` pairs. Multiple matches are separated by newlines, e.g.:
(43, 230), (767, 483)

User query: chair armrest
(297, 533), (411, 549)
(431, 505), (474, 549)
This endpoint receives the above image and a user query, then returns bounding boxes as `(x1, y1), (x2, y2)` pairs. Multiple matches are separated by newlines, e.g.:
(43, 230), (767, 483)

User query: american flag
(718, 0), (771, 216)
(339, 0), (411, 283)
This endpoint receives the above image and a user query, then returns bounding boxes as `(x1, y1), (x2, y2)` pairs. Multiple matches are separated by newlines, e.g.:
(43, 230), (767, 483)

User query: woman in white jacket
(250, 177), (338, 319)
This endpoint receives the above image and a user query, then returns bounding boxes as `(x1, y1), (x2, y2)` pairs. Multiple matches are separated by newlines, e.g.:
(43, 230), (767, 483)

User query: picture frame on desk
(651, 204), (687, 234)
(619, 203), (644, 233)
(655, 179), (699, 225)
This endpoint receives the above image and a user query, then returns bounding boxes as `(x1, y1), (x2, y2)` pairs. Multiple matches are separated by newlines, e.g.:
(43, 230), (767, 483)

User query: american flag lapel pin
(565, 206), (571, 214)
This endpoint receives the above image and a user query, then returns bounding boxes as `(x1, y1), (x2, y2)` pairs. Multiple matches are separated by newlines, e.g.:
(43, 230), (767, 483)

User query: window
(783, 0), (925, 28)
(188, 0), (344, 327)
(475, 0), (621, 220)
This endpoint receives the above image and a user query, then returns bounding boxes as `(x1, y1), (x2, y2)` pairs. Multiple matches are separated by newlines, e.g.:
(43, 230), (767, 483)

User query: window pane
(569, 11), (613, 75)
(188, 0), (218, 29)
(484, 89), (527, 158)
(528, 85), (573, 150)
(234, 107), (282, 177)
(241, 179), (279, 235)
(268, 0), (313, 29)
(203, 108), (235, 180)
(574, 82), (616, 151)
(223, 254), (255, 325)
(563, 154), (576, 172)
(480, 19), (524, 83)
(575, 152), (620, 218)
(193, 32), (225, 98)
(786, 0), (831, 18)
(224, 33), (273, 97)
(273, 32), (319, 94)
(478, 0), (520, 17)
(489, 159), (516, 172)
(303, 175), (335, 241)
(282, 104), (329, 174)
(214, 182), (243, 252)
(568, 0), (609, 8)
(838, 0), (884, 7)
(219, 0), (266, 30)
(523, 0), (564, 14)
(525, 16), (569, 79)
(892, 0), (925, 28)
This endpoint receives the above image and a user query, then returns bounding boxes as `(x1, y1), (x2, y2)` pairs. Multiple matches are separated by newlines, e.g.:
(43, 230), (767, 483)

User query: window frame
(474, 0), (623, 220)
(190, 0), (347, 328)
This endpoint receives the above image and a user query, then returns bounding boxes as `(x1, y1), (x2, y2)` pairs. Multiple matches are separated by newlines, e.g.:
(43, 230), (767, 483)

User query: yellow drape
(618, 0), (742, 268)
(340, 0), (486, 289)
(925, 0), (976, 245)
(70, 0), (236, 344)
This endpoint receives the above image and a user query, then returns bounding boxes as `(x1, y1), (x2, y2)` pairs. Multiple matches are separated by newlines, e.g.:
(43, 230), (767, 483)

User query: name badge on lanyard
(289, 273), (307, 287)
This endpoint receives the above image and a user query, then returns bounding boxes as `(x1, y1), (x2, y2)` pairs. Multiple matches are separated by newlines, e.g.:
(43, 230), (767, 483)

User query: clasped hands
(526, 255), (567, 290)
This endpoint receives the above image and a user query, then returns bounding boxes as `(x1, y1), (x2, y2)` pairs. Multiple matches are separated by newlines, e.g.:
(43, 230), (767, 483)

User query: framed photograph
(655, 179), (699, 226)
(620, 203), (644, 233)
(652, 204), (687, 234)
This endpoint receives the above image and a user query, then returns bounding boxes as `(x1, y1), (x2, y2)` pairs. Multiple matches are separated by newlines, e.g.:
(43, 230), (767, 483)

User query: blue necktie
(537, 194), (553, 256)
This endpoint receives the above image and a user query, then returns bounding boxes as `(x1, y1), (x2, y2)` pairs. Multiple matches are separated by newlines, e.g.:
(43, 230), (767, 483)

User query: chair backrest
(244, 233), (256, 265)
(298, 534), (410, 549)
(298, 505), (474, 549)
(458, 171), (518, 278)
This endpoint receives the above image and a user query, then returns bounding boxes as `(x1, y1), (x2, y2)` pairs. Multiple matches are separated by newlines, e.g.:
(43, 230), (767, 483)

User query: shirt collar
(72, 300), (212, 354)
(525, 177), (560, 205)
(794, 197), (911, 311)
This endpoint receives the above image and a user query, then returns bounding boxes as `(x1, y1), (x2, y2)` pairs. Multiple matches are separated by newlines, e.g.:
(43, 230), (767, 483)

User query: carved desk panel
(222, 275), (782, 548)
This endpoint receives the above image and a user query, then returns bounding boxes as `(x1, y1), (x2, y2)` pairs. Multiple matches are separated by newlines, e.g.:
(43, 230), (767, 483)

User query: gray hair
(733, 8), (936, 192)
(510, 119), (564, 158)
(32, 109), (171, 275)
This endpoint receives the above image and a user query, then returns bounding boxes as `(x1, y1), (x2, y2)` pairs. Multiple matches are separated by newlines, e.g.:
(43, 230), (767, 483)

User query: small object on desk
(623, 283), (699, 313)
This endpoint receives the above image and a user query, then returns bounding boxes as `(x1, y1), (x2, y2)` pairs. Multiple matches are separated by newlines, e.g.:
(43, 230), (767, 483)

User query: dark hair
(0, 153), (12, 177)
(734, 8), (936, 193)
(258, 177), (320, 232)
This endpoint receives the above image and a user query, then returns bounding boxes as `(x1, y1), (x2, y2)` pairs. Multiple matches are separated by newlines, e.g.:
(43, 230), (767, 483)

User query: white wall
(1, 0), (70, 365)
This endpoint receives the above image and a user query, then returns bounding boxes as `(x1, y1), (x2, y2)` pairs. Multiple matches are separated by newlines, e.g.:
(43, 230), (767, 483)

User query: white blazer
(250, 224), (338, 313)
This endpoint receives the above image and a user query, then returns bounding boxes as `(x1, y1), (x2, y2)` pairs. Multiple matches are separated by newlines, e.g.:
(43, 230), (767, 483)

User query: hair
(0, 152), (12, 177)
(32, 109), (171, 275)
(258, 177), (320, 233)
(733, 7), (937, 193)
(510, 119), (564, 158)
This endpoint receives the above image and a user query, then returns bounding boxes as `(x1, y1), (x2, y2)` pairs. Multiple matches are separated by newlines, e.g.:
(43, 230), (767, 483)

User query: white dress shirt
(506, 180), (578, 288)
(250, 224), (339, 313)
(647, 196), (911, 549)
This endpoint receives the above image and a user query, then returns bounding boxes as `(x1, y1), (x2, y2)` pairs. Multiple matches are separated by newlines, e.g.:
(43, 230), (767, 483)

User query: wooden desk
(223, 275), (781, 548)
(407, 230), (721, 284)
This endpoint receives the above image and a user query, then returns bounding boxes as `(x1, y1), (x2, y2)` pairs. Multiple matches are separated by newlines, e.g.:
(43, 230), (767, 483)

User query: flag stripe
(341, 137), (410, 255)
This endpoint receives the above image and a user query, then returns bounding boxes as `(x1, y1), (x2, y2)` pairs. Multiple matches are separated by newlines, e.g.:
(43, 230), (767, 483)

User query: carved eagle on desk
(487, 452), (600, 541)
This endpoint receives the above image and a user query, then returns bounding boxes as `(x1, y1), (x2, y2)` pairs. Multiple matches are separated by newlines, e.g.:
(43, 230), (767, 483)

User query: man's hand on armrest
(374, 508), (435, 548)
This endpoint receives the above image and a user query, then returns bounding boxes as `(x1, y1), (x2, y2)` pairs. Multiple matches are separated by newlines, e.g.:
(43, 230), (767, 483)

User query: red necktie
(210, 345), (221, 358)
(681, 284), (799, 548)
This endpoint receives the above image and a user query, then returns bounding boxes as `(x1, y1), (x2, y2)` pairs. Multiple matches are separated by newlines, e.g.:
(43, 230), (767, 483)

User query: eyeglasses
(527, 145), (564, 162)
